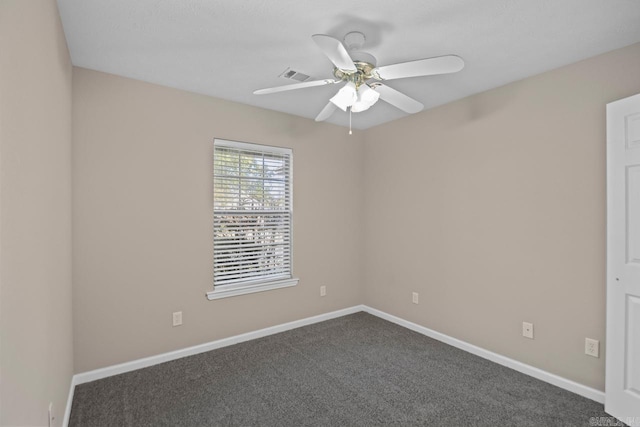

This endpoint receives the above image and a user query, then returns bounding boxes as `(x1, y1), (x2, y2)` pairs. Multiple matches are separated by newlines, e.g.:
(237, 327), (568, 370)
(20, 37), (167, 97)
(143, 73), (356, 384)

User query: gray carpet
(69, 312), (613, 426)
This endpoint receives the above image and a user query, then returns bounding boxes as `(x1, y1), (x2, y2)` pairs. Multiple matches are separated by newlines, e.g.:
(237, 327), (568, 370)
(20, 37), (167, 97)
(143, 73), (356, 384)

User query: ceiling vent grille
(279, 68), (311, 82)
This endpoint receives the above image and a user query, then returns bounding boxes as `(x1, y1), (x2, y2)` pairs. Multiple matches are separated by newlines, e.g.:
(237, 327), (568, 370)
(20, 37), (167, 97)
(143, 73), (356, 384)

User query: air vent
(279, 68), (311, 82)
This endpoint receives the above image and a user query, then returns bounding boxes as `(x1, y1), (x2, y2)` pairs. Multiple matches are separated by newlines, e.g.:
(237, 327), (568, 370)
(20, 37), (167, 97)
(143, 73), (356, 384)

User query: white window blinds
(213, 140), (293, 289)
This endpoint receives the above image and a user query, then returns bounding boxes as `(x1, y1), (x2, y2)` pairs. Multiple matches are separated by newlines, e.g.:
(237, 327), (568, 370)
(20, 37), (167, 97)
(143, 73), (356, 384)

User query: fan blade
(311, 34), (357, 73)
(373, 55), (464, 80)
(375, 84), (424, 114)
(315, 102), (337, 122)
(254, 79), (337, 95)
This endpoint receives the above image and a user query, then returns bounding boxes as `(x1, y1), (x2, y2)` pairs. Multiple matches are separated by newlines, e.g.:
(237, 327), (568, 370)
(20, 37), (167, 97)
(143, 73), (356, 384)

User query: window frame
(207, 138), (298, 300)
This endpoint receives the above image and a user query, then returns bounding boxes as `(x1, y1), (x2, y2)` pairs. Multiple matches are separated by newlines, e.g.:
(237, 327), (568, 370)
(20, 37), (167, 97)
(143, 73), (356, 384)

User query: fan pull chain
(349, 107), (352, 135)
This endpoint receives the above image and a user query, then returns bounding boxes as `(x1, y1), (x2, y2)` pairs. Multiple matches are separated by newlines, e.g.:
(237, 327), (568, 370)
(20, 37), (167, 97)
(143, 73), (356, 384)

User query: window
(207, 139), (298, 300)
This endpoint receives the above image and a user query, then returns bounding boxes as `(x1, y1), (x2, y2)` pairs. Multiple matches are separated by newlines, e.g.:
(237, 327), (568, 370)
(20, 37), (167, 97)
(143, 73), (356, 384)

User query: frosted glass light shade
(351, 84), (380, 112)
(330, 81), (357, 111)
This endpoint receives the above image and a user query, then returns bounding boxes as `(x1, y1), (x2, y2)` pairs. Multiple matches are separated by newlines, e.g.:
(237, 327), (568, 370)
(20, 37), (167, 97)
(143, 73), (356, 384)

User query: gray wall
(363, 42), (640, 391)
(0, 0), (74, 425)
(72, 68), (365, 373)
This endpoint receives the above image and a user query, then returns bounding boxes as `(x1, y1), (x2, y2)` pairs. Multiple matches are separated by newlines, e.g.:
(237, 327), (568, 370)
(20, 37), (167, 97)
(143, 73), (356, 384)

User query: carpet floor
(69, 312), (612, 426)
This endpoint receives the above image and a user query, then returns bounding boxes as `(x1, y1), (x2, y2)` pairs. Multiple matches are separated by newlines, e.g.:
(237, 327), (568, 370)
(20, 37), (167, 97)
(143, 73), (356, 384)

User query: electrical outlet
(320, 285), (326, 297)
(585, 338), (599, 358)
(412, 292), (419, 304)
(522, 322), (534, 339)
(172, 311), (182, 327)
(48, 402), (54, 427)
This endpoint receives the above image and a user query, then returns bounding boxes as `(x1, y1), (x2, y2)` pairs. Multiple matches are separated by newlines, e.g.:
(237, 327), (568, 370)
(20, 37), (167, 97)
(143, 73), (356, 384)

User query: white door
(607, 93), (640, 426)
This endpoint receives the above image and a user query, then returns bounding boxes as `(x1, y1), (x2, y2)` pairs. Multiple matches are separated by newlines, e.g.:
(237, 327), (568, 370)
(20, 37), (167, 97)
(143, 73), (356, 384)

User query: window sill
(206, 278), (299, 300)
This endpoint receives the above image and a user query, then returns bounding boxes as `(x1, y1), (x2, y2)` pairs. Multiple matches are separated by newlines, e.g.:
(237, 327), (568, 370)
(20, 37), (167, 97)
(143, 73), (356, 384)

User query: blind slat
(215, 264), (291, 277)
(214, 223), (290, 230)
(214, 273), (291, 287)
(215, 260), (291, 271)
(214, 269), (291, 283)
(214, 251), (291, 261)
(214, 240), (289, 250)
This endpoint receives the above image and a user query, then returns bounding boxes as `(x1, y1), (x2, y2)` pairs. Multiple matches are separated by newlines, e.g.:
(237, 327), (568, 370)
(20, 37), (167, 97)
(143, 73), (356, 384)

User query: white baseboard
(361, 305), (605, 404)
(64, 303), (604, 426)
(63, 376), (77, 427)
(72, 305), (365, 386)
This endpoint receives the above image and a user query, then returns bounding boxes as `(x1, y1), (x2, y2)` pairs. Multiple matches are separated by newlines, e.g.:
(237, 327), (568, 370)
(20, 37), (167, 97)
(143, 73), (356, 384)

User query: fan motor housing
(334, 60), (377, 84)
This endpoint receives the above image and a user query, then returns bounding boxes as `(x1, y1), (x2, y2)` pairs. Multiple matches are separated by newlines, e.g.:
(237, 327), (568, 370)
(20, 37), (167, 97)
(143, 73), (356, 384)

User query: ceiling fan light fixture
(330, 81), (357, 111)
(254, 32), (463, 124)
(351, 84), (380, 113)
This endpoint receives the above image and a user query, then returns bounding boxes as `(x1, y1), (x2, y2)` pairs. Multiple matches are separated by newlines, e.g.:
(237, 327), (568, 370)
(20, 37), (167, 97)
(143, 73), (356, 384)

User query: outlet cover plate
(172, 311), (182, 327)
(522, 322), (534, 339)
(585, 338), (599, 357)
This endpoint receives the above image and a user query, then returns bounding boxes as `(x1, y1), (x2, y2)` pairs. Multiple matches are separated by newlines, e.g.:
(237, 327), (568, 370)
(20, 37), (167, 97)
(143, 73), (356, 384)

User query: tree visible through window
(213, 140), (294, 293)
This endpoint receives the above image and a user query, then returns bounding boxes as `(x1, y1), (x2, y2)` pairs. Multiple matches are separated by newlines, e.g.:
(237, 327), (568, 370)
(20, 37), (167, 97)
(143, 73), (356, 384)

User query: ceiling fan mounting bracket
(343, 31), (366, 51)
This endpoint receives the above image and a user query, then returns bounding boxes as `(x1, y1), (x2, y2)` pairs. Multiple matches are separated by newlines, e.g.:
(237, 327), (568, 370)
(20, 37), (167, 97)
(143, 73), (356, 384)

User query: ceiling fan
(253, 31), (464, 126)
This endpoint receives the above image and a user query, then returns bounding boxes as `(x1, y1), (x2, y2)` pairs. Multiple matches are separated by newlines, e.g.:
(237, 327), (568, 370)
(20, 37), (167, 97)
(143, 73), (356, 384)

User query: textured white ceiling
(57, 0), (640, 129)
